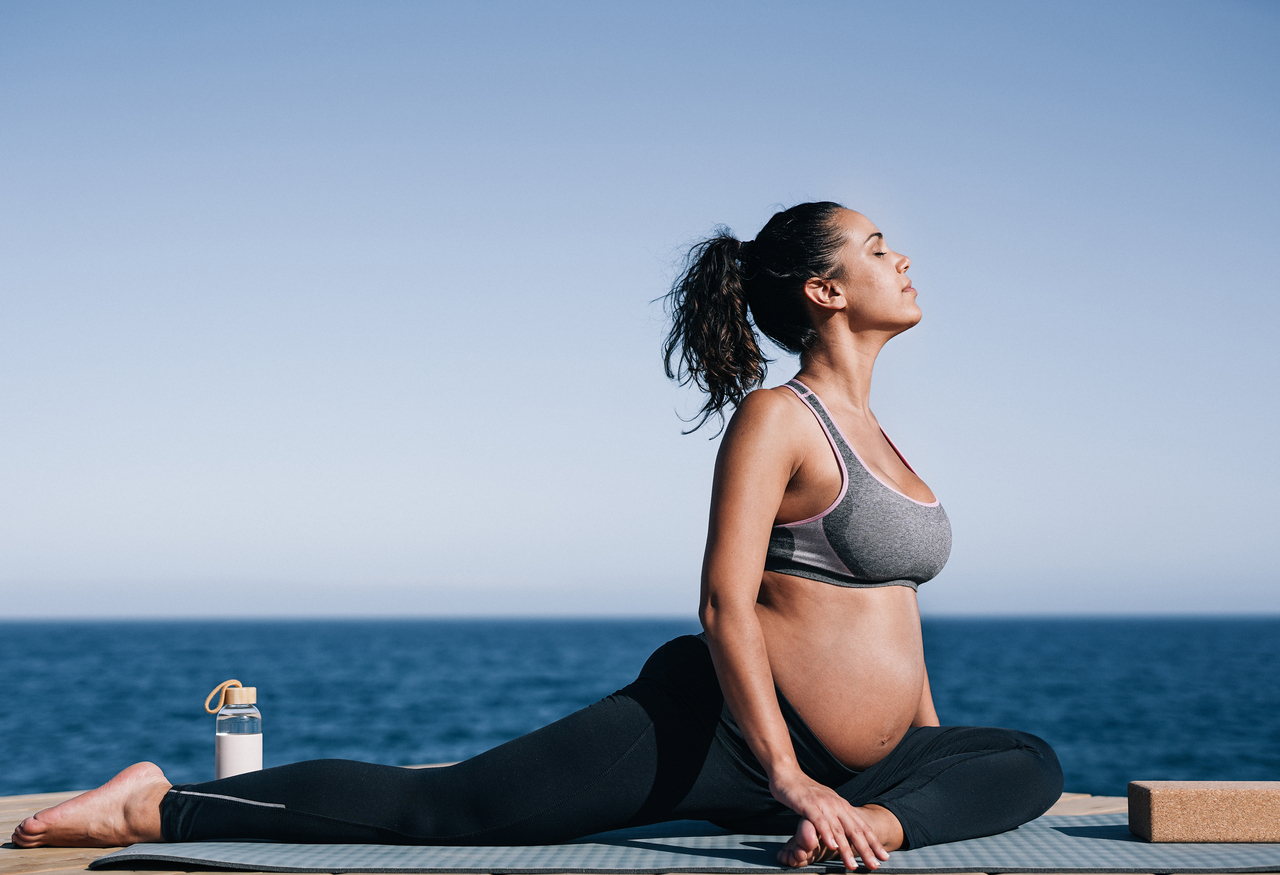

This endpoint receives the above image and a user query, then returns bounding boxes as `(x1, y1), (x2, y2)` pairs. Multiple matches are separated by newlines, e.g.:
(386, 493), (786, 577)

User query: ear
(802, 276), (845, 311)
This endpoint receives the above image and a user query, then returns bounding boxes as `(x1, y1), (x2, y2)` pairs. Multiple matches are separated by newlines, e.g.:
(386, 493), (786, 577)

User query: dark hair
(663, 201), (849, 432)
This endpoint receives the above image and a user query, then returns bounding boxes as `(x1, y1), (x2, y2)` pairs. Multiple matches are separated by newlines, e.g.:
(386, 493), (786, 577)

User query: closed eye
(874, 251), (886, 257)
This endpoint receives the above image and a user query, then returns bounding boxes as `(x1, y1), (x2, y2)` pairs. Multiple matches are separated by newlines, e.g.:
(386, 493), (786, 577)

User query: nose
(898, 252), (910, 273)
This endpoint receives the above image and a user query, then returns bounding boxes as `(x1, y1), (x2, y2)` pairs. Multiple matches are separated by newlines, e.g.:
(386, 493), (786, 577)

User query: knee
(638, 635), (708, 678)
(637, 636), (719, 697)
(1006, 730), (1064, 814)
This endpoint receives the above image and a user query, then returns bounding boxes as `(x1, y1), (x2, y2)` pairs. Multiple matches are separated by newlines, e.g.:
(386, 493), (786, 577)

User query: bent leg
(832, 727), (1064, 849)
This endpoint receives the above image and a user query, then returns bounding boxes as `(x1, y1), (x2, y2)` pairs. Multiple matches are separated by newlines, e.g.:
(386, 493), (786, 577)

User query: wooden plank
(0, 868), (172, 875)
(0, 796), (85, 808)
(1045, 795), (1127, 815)
(8, 865), (309, 875)
(0, 796), (117, 875)
(0, 859), (100, 875)
(0, 797), (80, 820)
(16, 869), (293, 875)
(0, 848), (117, 875)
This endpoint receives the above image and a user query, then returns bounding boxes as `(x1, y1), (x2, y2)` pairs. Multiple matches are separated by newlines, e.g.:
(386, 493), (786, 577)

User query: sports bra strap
(784, 379), (851, 457)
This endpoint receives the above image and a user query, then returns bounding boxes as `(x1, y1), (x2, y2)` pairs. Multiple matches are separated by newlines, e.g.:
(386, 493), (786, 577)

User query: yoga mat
(89, 813), (1280, 873)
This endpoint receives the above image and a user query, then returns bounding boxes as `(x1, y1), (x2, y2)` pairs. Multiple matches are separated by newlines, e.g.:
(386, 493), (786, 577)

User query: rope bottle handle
(205, 679), (244, 714)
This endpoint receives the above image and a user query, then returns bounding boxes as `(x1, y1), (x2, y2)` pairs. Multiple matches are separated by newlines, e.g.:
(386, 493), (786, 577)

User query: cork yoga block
(1128, 780), (1280, 842)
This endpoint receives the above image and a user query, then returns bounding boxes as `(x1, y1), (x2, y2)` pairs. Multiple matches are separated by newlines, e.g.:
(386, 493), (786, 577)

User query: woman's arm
(700, 390), (888, 871)
(700, 391), (803, 784)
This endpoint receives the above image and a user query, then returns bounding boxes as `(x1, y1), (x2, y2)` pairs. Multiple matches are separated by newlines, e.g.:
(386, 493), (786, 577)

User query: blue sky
(2, 1), (1277, 617)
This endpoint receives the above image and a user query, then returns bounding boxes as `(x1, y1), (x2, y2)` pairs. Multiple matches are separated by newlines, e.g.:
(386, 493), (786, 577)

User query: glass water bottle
(206, 680), (263, 779)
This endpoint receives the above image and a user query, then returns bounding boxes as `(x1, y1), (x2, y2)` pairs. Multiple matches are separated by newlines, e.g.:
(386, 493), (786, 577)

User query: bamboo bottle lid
(205, 679), (258, 712)
(224, 686), (257, 705)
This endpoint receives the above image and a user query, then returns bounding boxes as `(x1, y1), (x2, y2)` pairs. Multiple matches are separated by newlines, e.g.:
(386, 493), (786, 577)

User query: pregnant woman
(14, 202), (1062, 869)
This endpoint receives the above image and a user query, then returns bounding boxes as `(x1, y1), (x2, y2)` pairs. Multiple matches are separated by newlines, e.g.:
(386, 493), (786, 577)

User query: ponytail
(662, 230), (766, 434)
(663, 202), (849, 433)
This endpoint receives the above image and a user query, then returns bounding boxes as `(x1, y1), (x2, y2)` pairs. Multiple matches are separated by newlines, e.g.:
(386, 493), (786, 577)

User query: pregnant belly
(758, 576), (927, 770)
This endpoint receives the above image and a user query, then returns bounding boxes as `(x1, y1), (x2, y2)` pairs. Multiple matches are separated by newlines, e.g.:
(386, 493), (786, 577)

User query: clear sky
(2, 1), (1277, 618)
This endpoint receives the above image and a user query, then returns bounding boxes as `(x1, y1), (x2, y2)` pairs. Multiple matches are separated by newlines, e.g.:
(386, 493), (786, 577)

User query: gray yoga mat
(89, 813), (1280, 873)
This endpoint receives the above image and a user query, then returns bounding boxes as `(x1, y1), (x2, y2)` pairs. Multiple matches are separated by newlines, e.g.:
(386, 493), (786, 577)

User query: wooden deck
(0, 789), (1147, 875)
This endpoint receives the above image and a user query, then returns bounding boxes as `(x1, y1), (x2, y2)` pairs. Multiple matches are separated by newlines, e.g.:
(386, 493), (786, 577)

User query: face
(824, 209), (919, 333)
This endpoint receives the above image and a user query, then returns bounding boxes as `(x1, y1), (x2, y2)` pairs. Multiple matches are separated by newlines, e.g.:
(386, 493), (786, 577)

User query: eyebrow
(865, 232), (883, 244)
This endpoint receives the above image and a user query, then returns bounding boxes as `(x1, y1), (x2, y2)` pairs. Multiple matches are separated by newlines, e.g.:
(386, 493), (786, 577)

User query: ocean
(1, 617), (1277, 798)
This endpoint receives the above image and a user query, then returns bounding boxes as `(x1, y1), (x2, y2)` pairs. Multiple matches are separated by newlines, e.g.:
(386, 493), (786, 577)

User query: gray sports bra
(764, 379), (952, 590)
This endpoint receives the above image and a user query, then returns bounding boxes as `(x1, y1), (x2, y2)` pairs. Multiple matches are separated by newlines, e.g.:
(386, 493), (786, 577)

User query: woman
(13, 202), (1062, 869)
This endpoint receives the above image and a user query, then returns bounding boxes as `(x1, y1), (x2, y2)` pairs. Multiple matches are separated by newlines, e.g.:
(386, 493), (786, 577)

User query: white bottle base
(215, 733), (263, 779)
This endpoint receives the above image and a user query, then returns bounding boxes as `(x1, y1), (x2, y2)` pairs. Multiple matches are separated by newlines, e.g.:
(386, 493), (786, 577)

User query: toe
(12, 818), (40, 847)
(777, 840), (809, 868)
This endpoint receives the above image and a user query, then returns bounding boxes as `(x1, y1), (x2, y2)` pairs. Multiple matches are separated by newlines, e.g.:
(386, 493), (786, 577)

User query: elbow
(699, 603), (728, 650)
(698, 590), (752, 639)
(699, 586), (727, 632)
(698, 598), (715, 632)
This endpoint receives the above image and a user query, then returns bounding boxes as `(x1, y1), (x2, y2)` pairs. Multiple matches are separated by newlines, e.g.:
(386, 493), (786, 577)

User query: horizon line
(3, 612), (1279, 623)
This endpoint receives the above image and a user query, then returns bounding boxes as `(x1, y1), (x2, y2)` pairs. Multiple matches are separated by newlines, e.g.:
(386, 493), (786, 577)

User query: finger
(838, 813), (880, 871)
(840, 838), (861, 871)
(846, 830), (873, 871)
(863, 816), (889, 861)
(855, 815), (888, 861)
(815, 817), (837, 855)
(814, 817), (847, 867)
(872, 830), (890, 861)
(852, 828), (881, 870)
(824, 819), (859, 872)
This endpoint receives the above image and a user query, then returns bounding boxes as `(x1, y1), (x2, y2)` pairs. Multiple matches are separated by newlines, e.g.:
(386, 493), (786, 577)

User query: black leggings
(162, 635), (1063, 849)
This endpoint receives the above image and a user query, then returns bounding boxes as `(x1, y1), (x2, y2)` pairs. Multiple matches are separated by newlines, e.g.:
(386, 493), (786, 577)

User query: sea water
(1, 617), (1277, 797)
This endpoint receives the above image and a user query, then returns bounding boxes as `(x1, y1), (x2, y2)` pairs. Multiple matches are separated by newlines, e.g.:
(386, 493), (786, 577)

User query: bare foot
(778, 818), (838, 867)
(10, 762), (171, 848)
(777, 806), (903, 869)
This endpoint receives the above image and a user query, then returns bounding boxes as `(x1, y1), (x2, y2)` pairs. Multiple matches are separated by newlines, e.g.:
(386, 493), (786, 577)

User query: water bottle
(205, 679), (263, 779)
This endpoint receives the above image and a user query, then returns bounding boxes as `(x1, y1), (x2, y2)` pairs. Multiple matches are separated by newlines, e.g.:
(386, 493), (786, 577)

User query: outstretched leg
(162, 636), (741, 844)
(15, 682), (696, 848)
(162, 682), (703, 845)
(12, 636), (803, 850)
(20, 636), (775, 848)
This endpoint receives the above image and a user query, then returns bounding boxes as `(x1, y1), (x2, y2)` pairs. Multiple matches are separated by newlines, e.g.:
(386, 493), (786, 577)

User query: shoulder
(730, 384), (808, 429)
(719, 384), (812, 460)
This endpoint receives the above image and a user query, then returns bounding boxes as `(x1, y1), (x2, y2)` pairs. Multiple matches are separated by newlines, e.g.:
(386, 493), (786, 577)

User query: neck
(795, 328), (893, 414)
